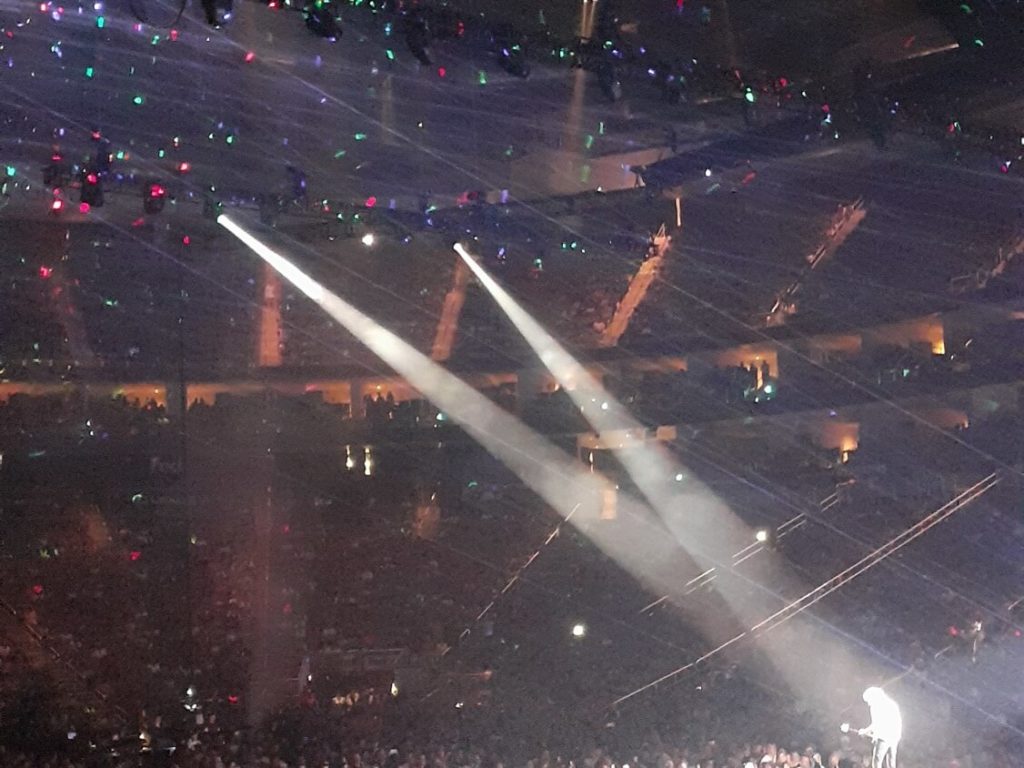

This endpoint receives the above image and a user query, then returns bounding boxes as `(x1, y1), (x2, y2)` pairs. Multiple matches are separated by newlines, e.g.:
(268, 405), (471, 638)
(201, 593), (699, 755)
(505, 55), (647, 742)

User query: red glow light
(948, 626), (959, 637)
(227, 694), (240, 704)
(129, 550), (142, 562)
(182, 235), (191, 245)
(86, 173), (98, 184)
(364, 195), (377, 208)
(244, 51), (256, 63)
(177, 162), (191, 173)
(32, 584), (44, 595)
(39, 266), (53, 278)
(79, 202), (90, 213)
(149, 184), (165, 197)
(438, 66), (446, 78)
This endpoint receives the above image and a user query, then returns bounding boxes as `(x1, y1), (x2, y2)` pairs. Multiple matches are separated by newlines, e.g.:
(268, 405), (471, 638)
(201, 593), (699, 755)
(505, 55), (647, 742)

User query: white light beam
(218, 215), (705, 605)
(455, 242), (880, 703)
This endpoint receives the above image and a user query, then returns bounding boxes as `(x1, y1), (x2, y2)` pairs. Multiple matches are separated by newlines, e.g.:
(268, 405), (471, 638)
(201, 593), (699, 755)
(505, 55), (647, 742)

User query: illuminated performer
(858, 686), (902, 768)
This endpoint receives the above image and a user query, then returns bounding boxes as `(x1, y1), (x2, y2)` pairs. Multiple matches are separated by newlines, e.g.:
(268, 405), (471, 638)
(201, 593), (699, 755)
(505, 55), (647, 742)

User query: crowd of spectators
(3, 368), (1024, 766)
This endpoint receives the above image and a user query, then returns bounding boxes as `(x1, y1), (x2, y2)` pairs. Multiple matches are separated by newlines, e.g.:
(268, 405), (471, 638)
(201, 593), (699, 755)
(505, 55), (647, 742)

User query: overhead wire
(611, 471), (1000, 706)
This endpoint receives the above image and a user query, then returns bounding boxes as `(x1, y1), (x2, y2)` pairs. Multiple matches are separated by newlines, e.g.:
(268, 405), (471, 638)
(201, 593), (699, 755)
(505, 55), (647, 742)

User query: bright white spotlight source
(861, 687), (902, 761)
(217, 215), (324, 302)
(755, 528), (770, 543)
(361, 232), (375, 247)
(571, 622), (587, 638)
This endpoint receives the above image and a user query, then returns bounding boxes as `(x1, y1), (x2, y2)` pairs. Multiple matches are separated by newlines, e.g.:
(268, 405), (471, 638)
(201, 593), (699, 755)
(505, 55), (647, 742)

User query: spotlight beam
(221, 217), (894, 717)
(455, 243), (884, 703)
(456, 242), (758, 569)
(464, 250), (1007, 725)
(218, 215), (703, 602)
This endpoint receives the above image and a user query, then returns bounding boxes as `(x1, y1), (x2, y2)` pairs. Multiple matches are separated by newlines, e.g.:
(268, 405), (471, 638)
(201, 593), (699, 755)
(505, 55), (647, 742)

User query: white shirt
(868, 692), (903, 744)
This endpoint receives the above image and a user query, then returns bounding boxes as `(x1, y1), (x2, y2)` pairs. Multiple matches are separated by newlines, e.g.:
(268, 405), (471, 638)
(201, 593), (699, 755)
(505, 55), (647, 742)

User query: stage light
(144, 181), (166, 214)
(203, 189), (224, 220)
(80, 169), (104, 207)
(217, 215), (324, 301)
(571, 622), (586, 638)
(44, 152), (66, 188)
(755, 528), (769, 543)
(361, 232), (375, 247)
